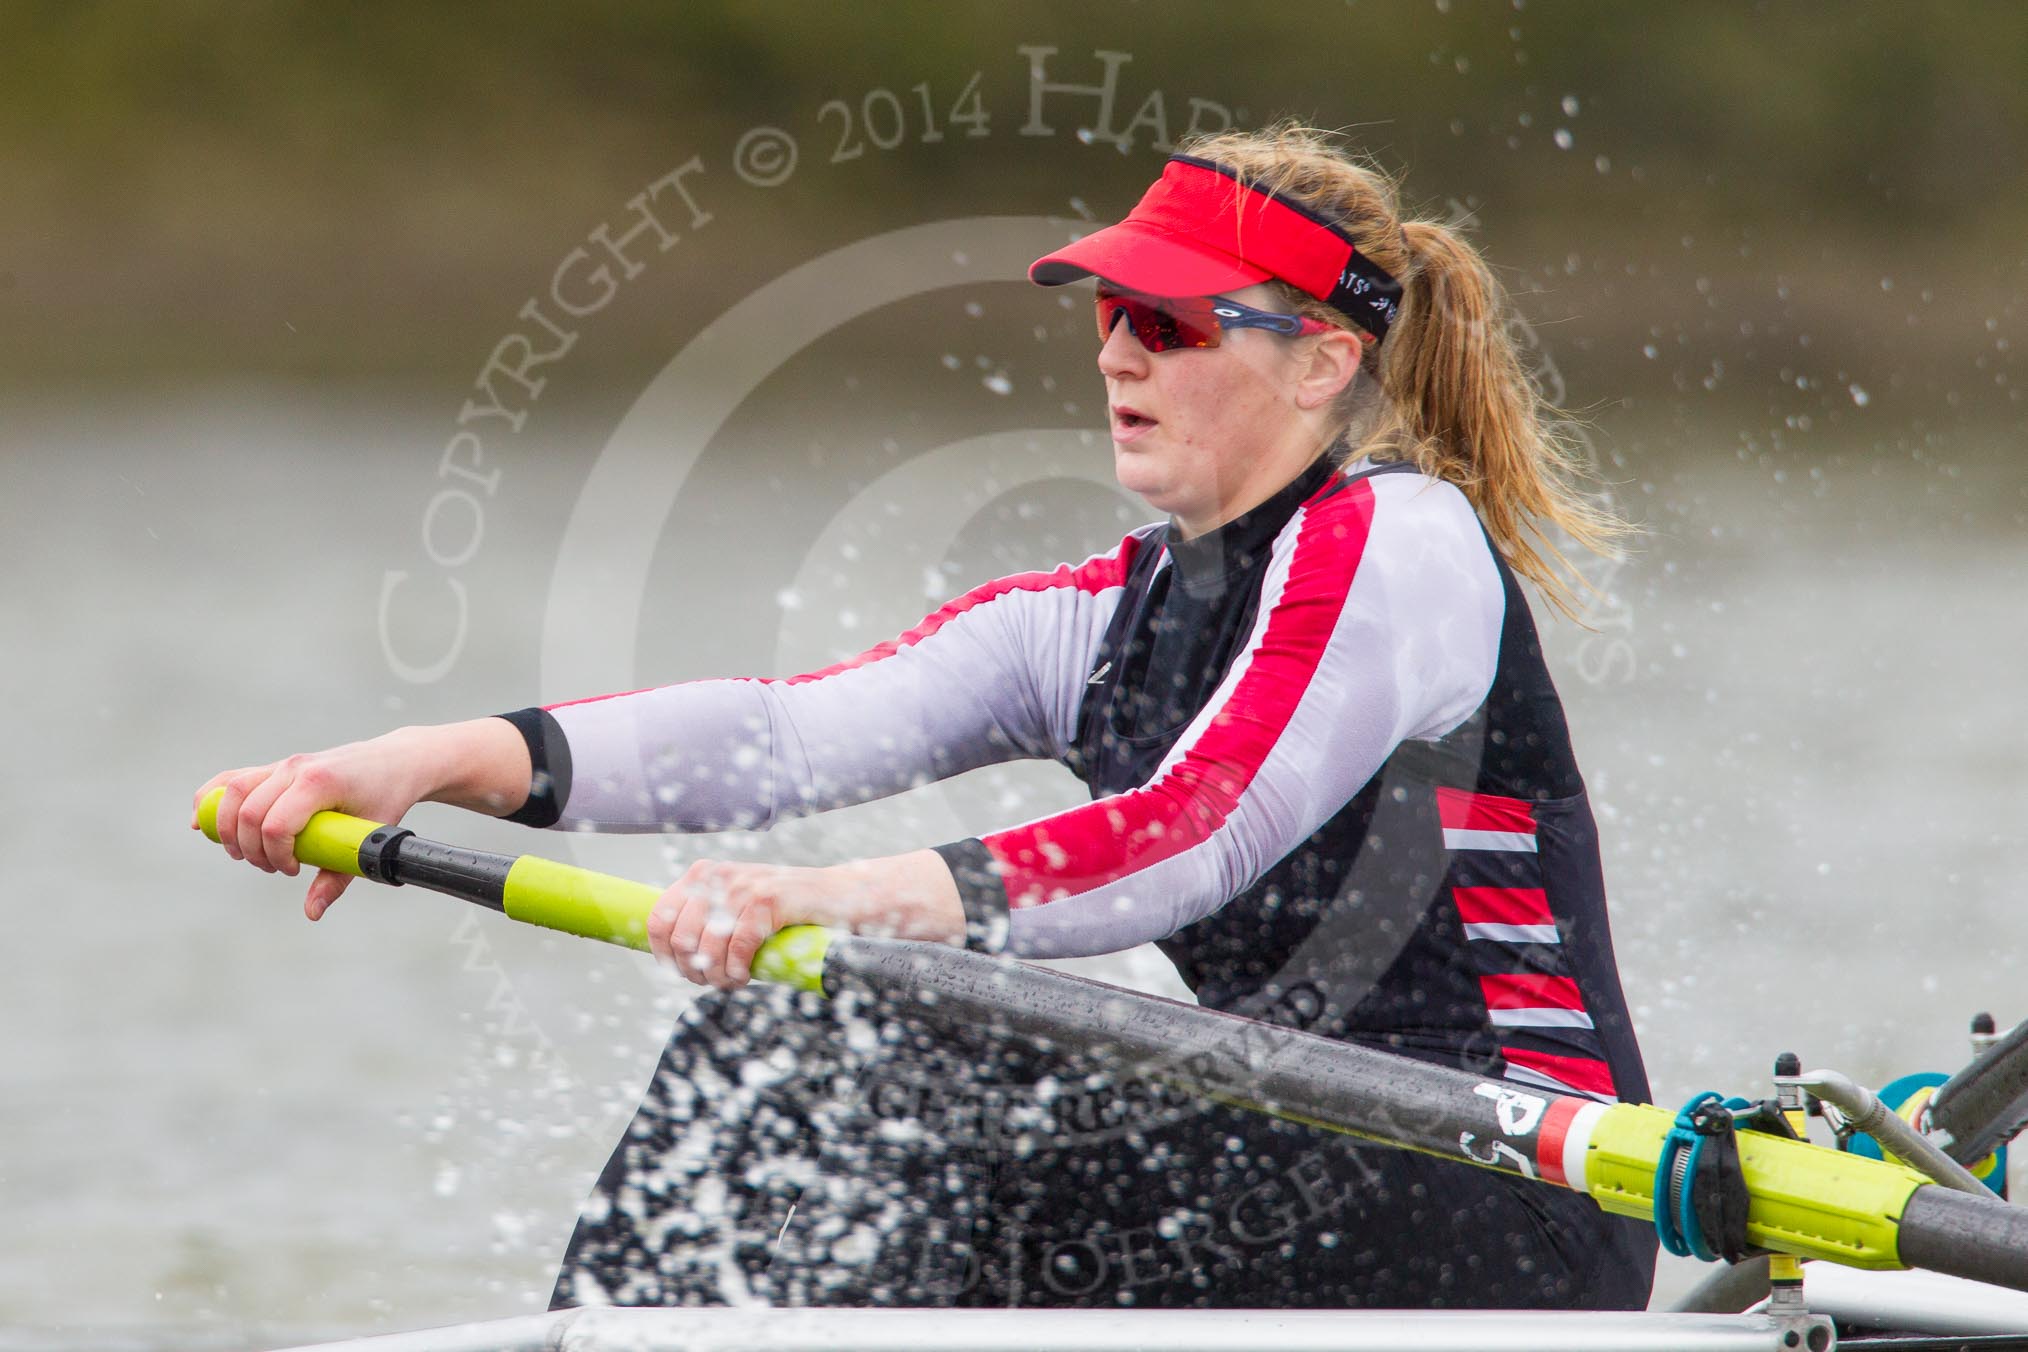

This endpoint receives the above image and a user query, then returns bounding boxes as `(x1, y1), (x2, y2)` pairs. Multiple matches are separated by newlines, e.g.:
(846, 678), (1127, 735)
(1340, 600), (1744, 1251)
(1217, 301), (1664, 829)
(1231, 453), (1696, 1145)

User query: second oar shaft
(822, 937), (2027, 1291)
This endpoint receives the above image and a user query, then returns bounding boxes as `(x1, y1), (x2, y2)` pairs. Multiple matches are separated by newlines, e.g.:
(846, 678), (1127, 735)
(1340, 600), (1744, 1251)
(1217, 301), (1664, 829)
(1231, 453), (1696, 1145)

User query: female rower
(196, 122), (1654, 1310)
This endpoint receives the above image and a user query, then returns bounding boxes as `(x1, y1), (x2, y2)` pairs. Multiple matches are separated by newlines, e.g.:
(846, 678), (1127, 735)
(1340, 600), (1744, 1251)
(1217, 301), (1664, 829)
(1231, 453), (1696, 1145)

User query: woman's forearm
(814, 849), (968, 944)
(405, 717), (536, 817)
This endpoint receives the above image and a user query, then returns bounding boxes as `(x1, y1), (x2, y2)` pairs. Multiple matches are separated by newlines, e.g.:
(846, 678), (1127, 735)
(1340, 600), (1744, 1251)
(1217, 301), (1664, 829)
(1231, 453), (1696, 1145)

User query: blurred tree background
(2, 0), (2021, 426)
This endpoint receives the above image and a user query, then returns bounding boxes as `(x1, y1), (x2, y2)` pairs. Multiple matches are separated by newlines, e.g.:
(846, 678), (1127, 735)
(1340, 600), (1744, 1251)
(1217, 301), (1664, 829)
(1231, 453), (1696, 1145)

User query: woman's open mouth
(1111, 406), (1157, 440)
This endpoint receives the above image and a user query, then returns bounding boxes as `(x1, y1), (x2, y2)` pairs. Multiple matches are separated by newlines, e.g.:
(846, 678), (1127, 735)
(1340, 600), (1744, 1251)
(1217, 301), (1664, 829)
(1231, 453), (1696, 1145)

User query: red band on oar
(1536, 1094), (1588, 1188)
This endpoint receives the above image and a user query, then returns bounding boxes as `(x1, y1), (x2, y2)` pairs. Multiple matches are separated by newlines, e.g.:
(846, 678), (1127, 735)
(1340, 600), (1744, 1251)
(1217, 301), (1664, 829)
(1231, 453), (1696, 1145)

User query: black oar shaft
(825, 937), (1563, 1176)
(1899, 1186), (2028, 1290)
(826, 937), (2028, 1294)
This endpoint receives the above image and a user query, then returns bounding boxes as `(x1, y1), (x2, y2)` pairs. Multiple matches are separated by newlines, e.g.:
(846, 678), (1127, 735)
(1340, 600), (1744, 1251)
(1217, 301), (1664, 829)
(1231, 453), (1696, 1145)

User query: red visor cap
(1029, 156), (1356, 302)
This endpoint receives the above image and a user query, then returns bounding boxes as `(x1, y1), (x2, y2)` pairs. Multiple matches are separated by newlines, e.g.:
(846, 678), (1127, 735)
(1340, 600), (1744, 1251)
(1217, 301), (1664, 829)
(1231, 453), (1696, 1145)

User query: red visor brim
(1029, 220), (1272, 298)
(1026, 156), (1404, 342)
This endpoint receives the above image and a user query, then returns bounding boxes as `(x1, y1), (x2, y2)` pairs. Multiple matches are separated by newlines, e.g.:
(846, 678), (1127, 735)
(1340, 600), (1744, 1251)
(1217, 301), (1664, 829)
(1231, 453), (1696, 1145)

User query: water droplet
(1848, 384), (1870, 407)
(1561, 94), (1581, 117)
(1553, 128), (1574, 150)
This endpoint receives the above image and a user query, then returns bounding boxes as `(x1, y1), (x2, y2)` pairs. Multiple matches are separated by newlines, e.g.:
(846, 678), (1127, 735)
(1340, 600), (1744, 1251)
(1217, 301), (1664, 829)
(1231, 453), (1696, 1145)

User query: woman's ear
(1294, 330), (1363, 411)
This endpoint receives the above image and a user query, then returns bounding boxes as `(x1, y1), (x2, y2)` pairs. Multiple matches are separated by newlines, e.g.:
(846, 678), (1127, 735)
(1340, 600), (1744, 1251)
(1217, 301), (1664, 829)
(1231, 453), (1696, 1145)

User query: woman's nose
(1097, 310), (1150, 378)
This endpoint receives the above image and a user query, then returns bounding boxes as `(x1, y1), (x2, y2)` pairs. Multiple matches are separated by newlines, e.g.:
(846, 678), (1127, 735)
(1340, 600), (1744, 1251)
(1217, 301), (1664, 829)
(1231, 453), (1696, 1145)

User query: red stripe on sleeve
(543, 532), (1141, 710)
(982, 478), (1377, 909)
(1453, 886), (1554, 927)
(1504, 1048), (1618, 1098)
(779, 533), (1140, 686)
(1435, 787), (1538, 835)
(1479, 974), (1585, 1011)
(545, 685), (652, 712)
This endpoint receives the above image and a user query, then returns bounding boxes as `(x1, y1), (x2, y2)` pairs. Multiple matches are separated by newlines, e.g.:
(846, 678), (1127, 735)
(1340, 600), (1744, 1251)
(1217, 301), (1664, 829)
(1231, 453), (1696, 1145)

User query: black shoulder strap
(1346, 459), (1424, 481)
(1065, 528), (1169, 782)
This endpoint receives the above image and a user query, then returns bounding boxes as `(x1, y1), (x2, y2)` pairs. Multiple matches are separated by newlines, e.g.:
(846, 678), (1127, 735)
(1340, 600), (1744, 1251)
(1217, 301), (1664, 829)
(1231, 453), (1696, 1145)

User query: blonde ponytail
(1178, 122), (1628, 619)
(1386, 219), (1627, 617)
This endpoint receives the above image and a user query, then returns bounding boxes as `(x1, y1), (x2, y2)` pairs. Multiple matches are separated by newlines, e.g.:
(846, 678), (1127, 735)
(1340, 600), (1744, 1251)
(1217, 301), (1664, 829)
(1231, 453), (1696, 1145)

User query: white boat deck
(261, 1267), (2028, 1352)
(267, 1305), (1829, 1352)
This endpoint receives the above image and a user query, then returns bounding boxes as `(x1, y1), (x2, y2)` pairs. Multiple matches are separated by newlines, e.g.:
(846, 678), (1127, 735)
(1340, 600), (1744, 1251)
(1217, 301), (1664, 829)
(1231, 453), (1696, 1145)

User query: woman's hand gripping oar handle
(194, 786), (831, 990)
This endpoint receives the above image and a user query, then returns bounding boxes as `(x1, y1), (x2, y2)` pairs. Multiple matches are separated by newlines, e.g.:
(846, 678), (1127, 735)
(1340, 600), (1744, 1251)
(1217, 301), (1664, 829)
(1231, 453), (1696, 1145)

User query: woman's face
(1097, 283), (1343, 535)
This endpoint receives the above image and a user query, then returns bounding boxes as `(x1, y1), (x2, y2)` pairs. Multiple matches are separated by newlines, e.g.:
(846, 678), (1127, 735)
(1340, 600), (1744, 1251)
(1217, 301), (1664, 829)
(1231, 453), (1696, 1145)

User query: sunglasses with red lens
(1094, 288), (1336, 353)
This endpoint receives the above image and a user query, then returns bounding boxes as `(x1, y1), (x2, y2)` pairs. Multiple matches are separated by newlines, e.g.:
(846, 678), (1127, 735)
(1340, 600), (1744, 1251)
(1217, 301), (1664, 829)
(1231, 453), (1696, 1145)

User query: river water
(2, 378), (2024, 1348)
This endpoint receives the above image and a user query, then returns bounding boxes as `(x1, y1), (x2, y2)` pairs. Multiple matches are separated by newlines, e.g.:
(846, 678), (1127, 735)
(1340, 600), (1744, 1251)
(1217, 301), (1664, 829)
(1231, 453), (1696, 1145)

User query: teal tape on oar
(1655, 1091), (1755, 1262)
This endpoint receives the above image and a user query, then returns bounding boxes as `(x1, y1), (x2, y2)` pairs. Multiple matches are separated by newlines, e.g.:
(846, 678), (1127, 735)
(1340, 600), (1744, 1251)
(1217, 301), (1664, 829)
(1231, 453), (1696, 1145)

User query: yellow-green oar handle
(195, 786), (831, 991)
(197, 784), (381, 877)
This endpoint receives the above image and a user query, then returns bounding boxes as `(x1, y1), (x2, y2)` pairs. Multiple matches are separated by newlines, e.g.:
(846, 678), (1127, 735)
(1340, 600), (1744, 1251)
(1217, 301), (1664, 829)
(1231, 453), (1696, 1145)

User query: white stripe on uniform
(1463, 922), (1560, 944)
(1488, 1007), (1597, 1030)
(1443, 828), (1537, 852)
